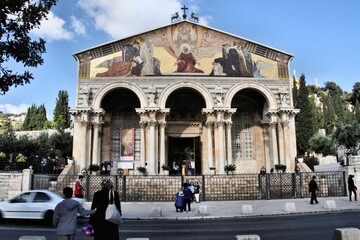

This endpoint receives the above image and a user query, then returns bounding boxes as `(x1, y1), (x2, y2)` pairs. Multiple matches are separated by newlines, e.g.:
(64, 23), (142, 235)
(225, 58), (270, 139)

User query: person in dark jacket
(183, 187), (192, 212)
(89, 178), (121, 240)
(53, 187), (95, 240)
(348, 175), (357, 201)
(308, 175), (319, 204)
(174, 190), (184, 212)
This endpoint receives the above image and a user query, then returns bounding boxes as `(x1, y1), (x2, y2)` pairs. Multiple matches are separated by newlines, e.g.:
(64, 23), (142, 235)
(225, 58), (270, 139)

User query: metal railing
(32, 171), (346, 202)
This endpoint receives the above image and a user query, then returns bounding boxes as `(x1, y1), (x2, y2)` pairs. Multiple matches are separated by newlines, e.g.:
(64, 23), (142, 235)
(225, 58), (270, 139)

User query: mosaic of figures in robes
(90, 22), (280, 79)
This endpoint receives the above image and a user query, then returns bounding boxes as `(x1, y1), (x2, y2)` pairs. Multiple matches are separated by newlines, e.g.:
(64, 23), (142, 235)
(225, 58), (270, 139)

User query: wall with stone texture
(0, 173), (23, 200)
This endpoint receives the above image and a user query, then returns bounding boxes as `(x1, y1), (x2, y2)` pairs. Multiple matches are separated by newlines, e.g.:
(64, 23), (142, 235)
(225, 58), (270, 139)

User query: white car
(0, 189), (85, 224)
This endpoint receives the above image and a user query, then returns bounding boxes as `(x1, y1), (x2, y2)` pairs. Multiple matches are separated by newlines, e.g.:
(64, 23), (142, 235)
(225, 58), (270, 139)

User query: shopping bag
(105, 190), (122, 224)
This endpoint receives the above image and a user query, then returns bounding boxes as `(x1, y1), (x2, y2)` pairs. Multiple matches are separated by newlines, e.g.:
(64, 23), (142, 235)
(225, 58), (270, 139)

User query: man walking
(308, 175), (319, 204)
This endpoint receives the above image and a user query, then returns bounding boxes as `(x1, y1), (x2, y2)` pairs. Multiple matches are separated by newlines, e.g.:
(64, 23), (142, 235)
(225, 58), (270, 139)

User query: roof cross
(181, 5), (188, 19)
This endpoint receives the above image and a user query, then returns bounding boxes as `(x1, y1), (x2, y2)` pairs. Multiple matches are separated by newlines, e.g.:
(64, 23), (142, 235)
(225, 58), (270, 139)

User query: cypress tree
(53, 90), (71, 130)
(295, 74), (317, 155)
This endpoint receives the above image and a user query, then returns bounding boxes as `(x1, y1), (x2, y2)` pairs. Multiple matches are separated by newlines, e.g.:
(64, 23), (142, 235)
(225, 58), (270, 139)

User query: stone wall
(0, 172), (23, 200)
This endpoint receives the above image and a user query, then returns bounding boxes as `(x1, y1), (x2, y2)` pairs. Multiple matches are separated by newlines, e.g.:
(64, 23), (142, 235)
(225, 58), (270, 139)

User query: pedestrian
(183, 187), (192, 212)
(348, 174), (357, 201)
(53, 187), (95, 240)
(188, 181), (195, 202)
(89, 178), (121, 240)
(308, 175), (319, 204)
(74, 175), (84, 198)
(194, 180), (201, 203)
(174, 190), (184, 212)
(183, 178), (190, 189)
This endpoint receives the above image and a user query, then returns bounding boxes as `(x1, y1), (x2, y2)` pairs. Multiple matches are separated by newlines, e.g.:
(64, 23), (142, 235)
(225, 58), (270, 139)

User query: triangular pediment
(74, 20), (293, 79)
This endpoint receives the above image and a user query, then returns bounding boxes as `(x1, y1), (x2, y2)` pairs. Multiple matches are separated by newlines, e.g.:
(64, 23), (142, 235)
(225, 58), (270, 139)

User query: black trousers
(310, 191), (318, 204)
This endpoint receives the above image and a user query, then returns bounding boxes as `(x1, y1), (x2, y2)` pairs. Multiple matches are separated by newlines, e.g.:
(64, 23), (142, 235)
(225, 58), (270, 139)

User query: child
(54, 187), (95, 239)
(174, 190), (184, 212)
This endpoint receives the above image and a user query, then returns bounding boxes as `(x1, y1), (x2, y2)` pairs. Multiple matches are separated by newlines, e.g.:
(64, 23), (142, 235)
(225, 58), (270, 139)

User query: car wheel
(0, 211), (3, 223)
(44, 210), (53, 225)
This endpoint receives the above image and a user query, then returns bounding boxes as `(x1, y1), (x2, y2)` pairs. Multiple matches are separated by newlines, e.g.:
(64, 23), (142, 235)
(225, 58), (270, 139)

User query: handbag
(105, 190), (122, 224)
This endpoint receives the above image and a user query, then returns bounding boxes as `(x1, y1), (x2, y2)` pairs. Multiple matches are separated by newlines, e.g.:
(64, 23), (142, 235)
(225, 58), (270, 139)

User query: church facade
(70, 19), (299, 175)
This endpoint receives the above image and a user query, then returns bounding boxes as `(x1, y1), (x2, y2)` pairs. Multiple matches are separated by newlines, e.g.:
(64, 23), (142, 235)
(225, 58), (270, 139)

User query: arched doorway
(165, 88), (206, 175)
(231, 89), (267, 172)
(101, 88), (141, 172)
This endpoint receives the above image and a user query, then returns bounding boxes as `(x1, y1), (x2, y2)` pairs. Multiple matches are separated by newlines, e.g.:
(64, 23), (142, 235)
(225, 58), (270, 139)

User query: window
(33, 192), (50, 203)
(232, 112), (254, 159)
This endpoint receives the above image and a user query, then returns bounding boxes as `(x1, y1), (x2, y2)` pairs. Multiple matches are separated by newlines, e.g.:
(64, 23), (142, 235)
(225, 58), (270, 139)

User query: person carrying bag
(89, 178), (122, 240)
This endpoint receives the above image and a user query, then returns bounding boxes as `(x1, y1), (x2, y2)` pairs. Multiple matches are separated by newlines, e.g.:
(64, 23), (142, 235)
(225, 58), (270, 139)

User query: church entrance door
(168, 136), (201, 175)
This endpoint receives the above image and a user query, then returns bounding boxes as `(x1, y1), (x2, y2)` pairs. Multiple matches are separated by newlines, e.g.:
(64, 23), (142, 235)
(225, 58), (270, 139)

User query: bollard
(236, 234), (260, 240)
(333, 227), (360, 240)
(126, 238), (150, 240)
(324, 200), (337, 209)
(283, 203), (296, 213)
(198, 205), (208, 215)
(241, 205), (253, 215)
(149, 207), (162, 217)
(18, 236), (46, 240)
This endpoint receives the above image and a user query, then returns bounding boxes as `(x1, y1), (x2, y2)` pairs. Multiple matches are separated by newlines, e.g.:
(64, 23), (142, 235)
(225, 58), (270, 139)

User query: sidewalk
(85, 196), (360, 220)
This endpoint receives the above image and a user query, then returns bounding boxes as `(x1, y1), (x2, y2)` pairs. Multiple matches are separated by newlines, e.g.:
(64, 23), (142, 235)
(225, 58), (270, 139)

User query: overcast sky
(1, 0), (359, 119)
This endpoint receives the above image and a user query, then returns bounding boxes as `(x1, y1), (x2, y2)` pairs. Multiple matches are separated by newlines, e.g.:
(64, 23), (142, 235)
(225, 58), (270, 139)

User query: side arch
(224, 83), (277, 110)
(158, 81), (214, 109)
(92, 81), (147, 109)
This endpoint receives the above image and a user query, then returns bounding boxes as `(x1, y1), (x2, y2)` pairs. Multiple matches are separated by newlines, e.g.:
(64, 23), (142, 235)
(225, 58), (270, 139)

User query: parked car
(0, 189), (84, 224)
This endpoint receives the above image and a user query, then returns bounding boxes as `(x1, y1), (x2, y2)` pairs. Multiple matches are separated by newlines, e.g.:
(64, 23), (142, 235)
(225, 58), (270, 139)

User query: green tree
(53, 90), (71, 130)
(303, 155), (319, 171)
(36, 104), (47, 129)
(308, 133), (336, 156)
(332, 122), (360, 155)
(22, 104), (47, 130)
(0, 0), (58, 94)
(295, 74), (317, 155)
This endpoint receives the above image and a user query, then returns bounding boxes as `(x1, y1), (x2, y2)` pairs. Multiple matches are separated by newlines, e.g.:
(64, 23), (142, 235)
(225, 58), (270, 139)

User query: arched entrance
(231, 88), (267, 172)
(165, 88), (206, 175)
(101, 88), (141, 172)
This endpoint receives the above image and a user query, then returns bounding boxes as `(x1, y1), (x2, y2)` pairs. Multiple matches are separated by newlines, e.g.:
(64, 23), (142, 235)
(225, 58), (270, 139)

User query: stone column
(216, 120), (225, 174)
(22, 169), (33, 191)
(280, 113), (291, 171)
(277, 122), (285, 166)
(269, 122), (279, 168)
(159, 121), (167, 174)
(206, 121), (214, 170)
(139, 121), (146, 167)
(92, 122), (104, 166)
(80, 112), (90, 174)
(148, 120), (157, 175)
(226, 122), (233, 165)
(262, 127), (270, 173)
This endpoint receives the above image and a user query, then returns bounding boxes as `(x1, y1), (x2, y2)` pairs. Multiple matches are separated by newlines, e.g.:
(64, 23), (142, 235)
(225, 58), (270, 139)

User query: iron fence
(31, 171), (346, 202)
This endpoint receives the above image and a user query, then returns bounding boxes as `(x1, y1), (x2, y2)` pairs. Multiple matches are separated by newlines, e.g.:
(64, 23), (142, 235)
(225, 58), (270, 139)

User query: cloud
(0, 104), (30, 114)
(77, 0), (209, 39)
(31, 11), (73, 41)
(70, 16), (86, 37)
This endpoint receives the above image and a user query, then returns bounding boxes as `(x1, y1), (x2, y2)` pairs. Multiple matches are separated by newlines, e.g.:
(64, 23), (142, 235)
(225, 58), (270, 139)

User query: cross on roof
(181, 5), (188, 19)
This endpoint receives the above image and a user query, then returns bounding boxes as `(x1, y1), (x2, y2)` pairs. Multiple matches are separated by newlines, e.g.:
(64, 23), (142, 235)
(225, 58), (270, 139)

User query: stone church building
(70, 16), (299, 175)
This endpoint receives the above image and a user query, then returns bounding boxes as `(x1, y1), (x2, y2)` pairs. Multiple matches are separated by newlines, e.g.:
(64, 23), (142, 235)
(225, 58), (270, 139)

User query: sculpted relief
(87, 22), (284, 79)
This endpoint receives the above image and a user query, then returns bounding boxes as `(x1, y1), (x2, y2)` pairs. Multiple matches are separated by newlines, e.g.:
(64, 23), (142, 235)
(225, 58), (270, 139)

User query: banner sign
(120, 128), (134, 161)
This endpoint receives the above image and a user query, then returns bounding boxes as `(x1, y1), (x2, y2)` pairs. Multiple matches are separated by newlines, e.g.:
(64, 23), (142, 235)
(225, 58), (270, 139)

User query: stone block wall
(0, 172), (23, 200)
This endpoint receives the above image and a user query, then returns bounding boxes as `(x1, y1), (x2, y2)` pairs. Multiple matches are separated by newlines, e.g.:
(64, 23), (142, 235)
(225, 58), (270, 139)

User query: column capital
(148, 120), (157, 127)
(205, 121), (214, 128)
(139, 121), (147, 128)
(216, 121), (225, 128)
(159, 121), (167, 128)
